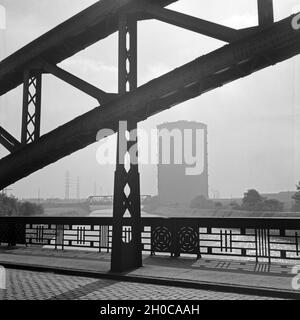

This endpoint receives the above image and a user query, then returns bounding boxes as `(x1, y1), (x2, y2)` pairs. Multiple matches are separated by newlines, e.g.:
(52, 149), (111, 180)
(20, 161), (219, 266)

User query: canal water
(89, 208), (159, 218)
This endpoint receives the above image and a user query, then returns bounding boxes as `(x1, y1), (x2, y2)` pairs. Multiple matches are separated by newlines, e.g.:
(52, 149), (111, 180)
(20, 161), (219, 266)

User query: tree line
(0, 193), (44, 216)
(191, 182), (300, 212)
(293, 182), (300, 212)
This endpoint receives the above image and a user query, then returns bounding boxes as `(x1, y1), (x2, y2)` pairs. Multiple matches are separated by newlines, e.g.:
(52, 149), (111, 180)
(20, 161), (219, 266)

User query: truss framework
(21, 71), (42, 144)
(0, 0), (299, 272)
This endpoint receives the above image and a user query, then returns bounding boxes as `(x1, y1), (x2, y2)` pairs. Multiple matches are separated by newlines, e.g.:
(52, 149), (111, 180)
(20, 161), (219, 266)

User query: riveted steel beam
(0, 126), (21, 152)
(43, 62), (117, 104)
(0, 0), (177, 97)
(139, 3), (240, 42)
(0, 13), (299, 190)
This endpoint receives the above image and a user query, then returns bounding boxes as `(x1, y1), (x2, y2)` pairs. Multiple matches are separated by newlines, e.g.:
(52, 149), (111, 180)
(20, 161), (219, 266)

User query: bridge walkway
(0, 246), (298, 299)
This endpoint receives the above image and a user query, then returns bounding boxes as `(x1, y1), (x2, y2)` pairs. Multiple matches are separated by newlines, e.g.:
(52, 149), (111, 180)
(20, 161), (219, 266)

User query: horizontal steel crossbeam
(0, 13), (299, 190)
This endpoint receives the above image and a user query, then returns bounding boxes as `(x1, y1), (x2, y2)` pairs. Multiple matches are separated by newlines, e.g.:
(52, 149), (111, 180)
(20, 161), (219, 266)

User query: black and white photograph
(0, 0), (300, 314)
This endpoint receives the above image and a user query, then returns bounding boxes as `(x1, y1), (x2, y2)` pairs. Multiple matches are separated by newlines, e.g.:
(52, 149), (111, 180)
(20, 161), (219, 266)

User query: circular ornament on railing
(178, 226), (198, 253)
(152, 226), (172, 252)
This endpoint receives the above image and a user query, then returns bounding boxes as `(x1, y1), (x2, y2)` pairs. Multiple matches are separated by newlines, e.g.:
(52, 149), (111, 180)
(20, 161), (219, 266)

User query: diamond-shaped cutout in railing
(28, 82), (37, 97)
(126, 31), (130, 50)
(126, 58), (130, 74)
(124, 152), (131, 173)
(124, 183), (131, 197)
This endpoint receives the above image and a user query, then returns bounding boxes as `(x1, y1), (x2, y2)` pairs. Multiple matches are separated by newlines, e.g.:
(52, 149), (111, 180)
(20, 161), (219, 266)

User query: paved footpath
(0, 269), (279, 300)
(0, 247), (299, 299)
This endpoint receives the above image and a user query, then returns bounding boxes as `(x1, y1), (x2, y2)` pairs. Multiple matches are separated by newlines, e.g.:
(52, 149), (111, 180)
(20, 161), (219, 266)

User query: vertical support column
(111, 14), (142, 272)
(203, 125), (209, 199)
(257, 0), (274, 27)
(21, 70), (42, 144)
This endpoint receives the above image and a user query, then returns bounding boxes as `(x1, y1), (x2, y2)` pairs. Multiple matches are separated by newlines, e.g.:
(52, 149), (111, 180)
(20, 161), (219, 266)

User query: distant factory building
(157, 121), (209, 206)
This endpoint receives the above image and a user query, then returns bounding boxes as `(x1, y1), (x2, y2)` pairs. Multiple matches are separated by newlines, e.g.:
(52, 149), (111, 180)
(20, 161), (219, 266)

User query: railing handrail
(0, 216), (113, 225)
(1, 215), (300, 263)
(1, 215), (300, 228)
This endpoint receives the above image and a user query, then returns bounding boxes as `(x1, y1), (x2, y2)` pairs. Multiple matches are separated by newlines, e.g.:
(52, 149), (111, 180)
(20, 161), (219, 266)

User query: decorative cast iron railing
(143, 218), (300, 263)
(0, 217), (112, 252)
(1, 217), (300, 263)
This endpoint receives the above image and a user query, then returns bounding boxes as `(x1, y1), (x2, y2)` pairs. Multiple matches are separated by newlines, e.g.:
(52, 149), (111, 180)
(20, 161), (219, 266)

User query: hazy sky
(0, 0), (299, 199)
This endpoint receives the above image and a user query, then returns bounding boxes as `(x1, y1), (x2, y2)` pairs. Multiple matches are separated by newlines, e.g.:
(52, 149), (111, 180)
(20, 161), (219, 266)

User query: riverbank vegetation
(0, 193), (44, 216)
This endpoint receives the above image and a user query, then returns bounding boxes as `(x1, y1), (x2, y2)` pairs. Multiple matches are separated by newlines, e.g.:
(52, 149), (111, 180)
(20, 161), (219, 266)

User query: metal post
(111, 14), (142, 272)
(257, 0), (274, 27)
(21, 70), (42, 144)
